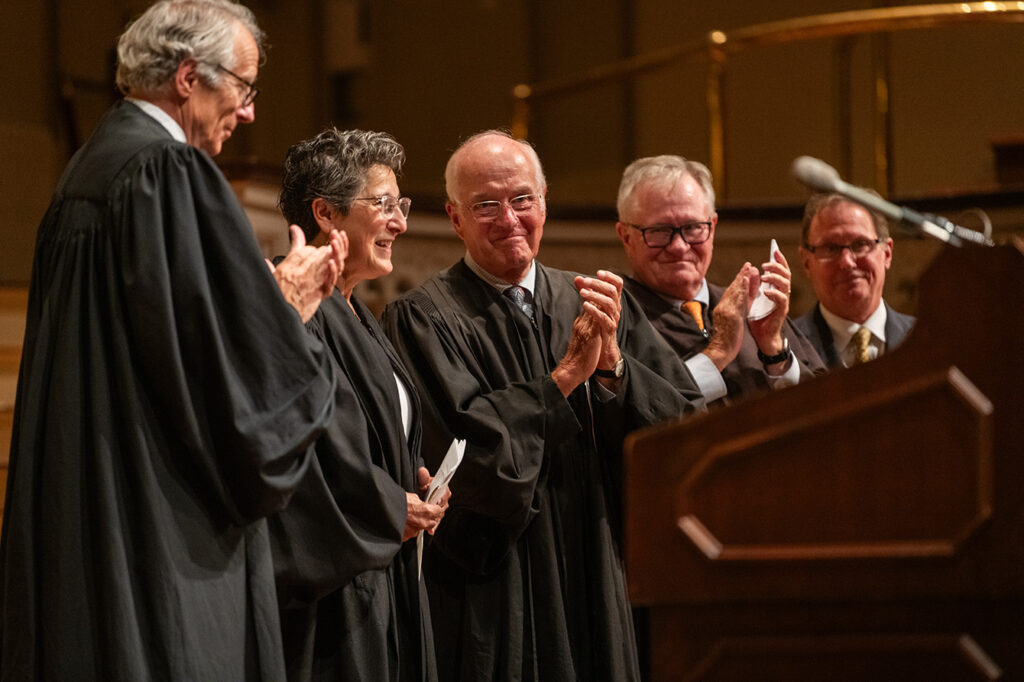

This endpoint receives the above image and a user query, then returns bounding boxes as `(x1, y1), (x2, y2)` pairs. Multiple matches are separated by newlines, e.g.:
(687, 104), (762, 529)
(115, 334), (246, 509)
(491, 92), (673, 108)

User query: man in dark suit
(615, 155), (824, 405)
(794, 192), (915, 368)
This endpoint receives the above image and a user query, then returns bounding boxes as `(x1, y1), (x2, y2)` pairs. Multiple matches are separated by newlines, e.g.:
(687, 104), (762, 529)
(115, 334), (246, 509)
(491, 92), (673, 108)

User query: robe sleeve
(115, 145), (335, 525)
(586, 289), (706, 516)
(269, 311), (408, 606)
(382, 289), (581, 573)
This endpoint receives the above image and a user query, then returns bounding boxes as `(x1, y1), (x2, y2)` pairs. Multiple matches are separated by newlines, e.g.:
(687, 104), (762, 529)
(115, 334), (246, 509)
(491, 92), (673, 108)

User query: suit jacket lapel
(811, 304), (842, 368)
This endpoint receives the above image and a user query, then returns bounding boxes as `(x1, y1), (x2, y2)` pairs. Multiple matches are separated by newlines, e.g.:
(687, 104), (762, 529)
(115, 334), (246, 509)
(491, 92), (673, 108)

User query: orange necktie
(682, 301), (708, 338)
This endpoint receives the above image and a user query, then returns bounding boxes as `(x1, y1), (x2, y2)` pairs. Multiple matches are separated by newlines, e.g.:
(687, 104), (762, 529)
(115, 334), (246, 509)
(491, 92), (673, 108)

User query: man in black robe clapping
(382, 130), (702, 682)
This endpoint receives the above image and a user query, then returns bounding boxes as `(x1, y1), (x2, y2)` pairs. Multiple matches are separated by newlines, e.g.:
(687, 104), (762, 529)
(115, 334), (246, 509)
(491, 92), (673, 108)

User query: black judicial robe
(381, 260), (702, 682)
(270, 293), (436, 682)
(0, 101), (335, 681)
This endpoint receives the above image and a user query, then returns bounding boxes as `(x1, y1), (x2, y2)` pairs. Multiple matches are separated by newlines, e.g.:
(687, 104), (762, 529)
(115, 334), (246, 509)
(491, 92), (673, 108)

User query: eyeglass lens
(640, 222), (710, 248)
(471, 195), (540, 219)
(810, 238), (879, 260)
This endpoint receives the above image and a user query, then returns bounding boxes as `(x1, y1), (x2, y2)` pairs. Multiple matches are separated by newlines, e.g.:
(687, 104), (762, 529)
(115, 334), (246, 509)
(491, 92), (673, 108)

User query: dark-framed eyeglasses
(354, 195), (412, 219)
(628, 221), (712, 248)
(214, 64), (259, 106)
(803, 237), (882, 261)
(469, 194), (543, 220)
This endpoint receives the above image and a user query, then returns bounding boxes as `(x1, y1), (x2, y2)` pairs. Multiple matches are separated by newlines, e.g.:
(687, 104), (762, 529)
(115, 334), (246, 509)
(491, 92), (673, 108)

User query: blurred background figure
(796, 192), (915, 368)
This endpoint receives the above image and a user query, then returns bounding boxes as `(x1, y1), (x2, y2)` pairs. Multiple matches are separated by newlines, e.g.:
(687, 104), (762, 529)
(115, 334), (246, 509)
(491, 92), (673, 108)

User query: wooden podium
(624, 241), (1024, 680)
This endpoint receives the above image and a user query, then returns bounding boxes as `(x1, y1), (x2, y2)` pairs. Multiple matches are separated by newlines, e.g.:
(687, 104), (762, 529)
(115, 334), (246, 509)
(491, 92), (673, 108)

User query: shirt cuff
(684, 353), (727, 403)
(765, 351), (800, 389)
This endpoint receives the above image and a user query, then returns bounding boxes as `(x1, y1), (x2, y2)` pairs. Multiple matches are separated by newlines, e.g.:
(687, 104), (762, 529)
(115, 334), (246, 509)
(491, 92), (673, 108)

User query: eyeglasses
(214, 64), (259, 106)
(469, 194), (543, 220)
(803, 238), (882, 261)
(627, 221), (712, 248)
(354, 195), (412, 219)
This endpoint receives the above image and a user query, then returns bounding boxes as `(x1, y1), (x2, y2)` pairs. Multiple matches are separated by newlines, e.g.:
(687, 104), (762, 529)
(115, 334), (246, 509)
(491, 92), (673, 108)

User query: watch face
(615, 357), (625, 378)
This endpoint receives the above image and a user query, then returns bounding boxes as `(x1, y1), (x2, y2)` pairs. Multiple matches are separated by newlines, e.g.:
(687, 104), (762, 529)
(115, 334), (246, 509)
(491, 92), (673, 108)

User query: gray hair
(616, 155), (716, 221)
(279, 128), (406, 243)
(801, 191), (890, 245)
(115, 0), (265, 96)
(444, 129), (547, 204)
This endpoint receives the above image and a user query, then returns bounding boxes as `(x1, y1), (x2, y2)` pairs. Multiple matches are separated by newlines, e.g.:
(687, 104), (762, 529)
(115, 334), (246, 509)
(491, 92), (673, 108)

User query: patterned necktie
(682, 300), (709, 338)
(851, 326), (873, 365)
(504, 285), (533, 318)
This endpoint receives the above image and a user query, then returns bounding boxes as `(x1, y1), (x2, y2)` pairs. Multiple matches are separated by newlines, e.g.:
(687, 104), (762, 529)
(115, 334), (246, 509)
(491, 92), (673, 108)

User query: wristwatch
(757, 337), (790, 365)
(594, 356), (625, 379)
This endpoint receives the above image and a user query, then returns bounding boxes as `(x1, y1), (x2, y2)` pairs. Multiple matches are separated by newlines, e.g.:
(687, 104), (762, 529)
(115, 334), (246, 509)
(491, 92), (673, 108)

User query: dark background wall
(3, 0), (1023, 285)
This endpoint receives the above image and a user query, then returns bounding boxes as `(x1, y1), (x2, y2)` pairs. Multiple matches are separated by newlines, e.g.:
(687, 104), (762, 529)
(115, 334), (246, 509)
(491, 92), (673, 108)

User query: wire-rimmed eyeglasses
(214, 64), (259, 107)
(803, 237), (882, 261)
(354, 195), (412, 219)
(469, 194), (543, 221)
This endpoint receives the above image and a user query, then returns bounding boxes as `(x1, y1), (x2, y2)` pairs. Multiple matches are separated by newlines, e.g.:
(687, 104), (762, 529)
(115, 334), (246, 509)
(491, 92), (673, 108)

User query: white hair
(115, 0), (264, 96)
(616, 155), (715, 221)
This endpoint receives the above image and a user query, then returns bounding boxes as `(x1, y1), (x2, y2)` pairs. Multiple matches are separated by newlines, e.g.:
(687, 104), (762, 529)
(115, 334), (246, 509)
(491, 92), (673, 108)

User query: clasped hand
(552, 269), (623, 397)
(268, 225), (348, 322)
(705, 249), (794, 373)
(747, 248), (793, 361)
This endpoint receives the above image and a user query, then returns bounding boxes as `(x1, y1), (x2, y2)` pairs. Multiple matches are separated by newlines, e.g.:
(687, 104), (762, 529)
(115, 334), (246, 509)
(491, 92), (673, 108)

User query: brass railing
(511, 2), (1024, 201)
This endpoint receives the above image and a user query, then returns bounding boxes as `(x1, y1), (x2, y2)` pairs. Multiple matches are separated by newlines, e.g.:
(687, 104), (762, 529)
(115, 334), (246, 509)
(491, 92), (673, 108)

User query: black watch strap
(757, 337), (790, 365)
(594, 357), (624, 379)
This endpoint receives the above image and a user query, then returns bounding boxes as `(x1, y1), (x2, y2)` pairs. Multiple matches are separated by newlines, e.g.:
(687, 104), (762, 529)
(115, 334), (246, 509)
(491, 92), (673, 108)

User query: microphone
(791, 156), (993, 247)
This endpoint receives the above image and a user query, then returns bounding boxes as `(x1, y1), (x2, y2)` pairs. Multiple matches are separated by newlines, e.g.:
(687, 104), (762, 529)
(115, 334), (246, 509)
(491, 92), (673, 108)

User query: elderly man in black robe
(382, 130), (702, 681)
(0, 1), (344, 680)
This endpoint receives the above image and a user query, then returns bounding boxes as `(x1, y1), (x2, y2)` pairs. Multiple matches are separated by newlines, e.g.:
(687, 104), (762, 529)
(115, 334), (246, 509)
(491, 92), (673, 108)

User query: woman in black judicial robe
(269, 128), (447, 681)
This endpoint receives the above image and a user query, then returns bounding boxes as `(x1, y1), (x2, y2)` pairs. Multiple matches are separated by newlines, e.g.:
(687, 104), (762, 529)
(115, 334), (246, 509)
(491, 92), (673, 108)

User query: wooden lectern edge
(629, 362), (997, 573)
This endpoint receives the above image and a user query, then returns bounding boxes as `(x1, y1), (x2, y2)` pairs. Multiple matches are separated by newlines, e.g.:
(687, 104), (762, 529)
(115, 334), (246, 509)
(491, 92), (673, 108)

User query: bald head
(445, 131), (546, 204)
(443, 131), (548, 283)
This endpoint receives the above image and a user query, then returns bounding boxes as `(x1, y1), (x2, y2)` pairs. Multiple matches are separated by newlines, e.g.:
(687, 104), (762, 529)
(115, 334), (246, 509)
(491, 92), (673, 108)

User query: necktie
(682, 301), (709, 338)
(504, 285), (533, 318)
(851, 326), (873, 365)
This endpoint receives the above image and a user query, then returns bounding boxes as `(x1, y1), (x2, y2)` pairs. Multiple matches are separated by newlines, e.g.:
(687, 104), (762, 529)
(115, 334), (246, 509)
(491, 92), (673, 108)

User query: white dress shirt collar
(464, 252), (537, 296)
(657, 278), (709, 310)
(819, 300), (888, 349)
(125, 97), (187, 144)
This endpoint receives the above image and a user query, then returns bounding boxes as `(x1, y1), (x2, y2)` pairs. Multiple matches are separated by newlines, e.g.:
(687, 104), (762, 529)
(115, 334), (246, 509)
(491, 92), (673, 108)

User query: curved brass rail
(511, 2), (1024, 200)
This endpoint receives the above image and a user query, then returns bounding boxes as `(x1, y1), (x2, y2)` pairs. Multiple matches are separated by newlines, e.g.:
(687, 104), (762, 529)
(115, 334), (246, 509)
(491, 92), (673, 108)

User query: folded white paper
(419, 438), (466, 579)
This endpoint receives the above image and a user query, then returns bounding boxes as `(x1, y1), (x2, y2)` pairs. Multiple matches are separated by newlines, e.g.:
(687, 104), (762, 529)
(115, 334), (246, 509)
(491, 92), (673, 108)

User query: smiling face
(331, 164), (407, 294)
(185, 23), (258, 156)
(799, 200), (893, 323)
(616, 174), (717, 301)
(445, 134), (546, 284)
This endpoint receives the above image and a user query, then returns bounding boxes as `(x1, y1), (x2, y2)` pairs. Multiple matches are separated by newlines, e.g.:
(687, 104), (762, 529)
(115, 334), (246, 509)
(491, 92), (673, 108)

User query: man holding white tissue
(615, 155), (825, 405)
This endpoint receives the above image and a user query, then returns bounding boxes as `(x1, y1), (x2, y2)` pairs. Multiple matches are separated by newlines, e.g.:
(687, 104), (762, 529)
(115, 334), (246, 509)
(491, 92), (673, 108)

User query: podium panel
(624, 242), (1024, 680)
